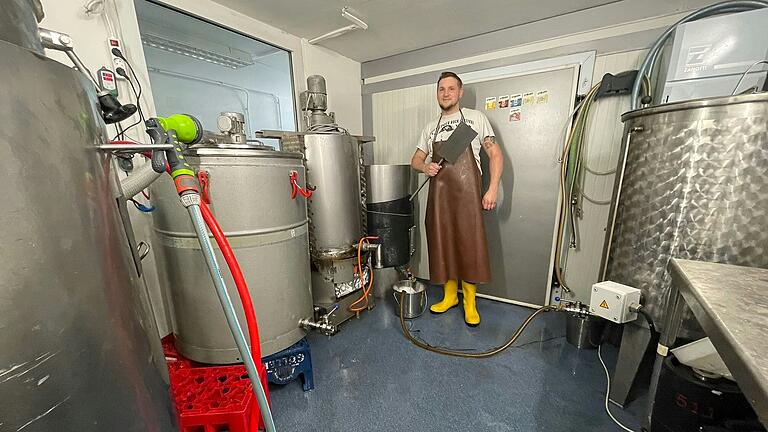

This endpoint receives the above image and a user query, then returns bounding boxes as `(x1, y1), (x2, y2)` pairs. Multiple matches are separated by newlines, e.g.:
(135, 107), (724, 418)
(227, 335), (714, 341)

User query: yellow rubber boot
(430, 279), (459, 314)
(462, 281), (480, 327)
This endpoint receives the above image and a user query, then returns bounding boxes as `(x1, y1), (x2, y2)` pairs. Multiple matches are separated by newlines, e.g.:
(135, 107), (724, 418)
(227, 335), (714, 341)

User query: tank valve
(558, 301), (590, 317)
(299, 318), (337, 336)
(360, 242), (383, 269)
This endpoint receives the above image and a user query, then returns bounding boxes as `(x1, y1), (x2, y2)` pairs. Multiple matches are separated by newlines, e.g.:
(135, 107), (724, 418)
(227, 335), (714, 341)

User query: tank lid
(622, 92), (768, 122)
(185, 143), (302, 159)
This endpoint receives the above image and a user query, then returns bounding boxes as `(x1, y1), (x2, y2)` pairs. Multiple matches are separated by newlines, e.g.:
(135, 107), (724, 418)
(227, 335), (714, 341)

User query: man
(410, 71), (503, 327)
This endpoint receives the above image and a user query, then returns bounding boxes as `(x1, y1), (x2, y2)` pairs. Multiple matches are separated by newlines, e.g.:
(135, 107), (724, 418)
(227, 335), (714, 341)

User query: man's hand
(482, 187), (498, 210)
(423, 162), (442, 177)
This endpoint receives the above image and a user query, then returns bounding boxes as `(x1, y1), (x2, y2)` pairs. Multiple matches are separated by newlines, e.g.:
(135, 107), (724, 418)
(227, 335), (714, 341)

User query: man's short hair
(437, 71), (463, 88)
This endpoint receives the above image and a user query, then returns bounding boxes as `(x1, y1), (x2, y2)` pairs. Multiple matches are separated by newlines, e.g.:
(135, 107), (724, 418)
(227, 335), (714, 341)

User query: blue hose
(186, 203), (277, 432)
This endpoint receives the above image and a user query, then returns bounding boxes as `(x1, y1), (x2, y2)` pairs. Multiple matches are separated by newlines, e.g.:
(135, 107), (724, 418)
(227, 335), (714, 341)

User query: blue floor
(269, 284), (646, 431)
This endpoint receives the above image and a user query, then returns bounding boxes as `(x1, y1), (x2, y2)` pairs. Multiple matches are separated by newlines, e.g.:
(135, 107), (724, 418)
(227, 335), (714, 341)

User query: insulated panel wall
(371, 83), (436, 276)
(562, 49), (647, 304)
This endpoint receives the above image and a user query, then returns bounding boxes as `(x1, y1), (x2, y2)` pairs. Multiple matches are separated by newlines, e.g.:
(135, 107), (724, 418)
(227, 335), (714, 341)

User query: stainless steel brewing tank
(151, 145), (312, 363)
(284, 133), (365, 259)
(0, 37), (176, 430)
(607, 93), (768, 331)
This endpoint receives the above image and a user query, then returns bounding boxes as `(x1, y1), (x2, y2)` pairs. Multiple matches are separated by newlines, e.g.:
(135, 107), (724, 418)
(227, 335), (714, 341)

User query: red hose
(199, 200), (268, 431)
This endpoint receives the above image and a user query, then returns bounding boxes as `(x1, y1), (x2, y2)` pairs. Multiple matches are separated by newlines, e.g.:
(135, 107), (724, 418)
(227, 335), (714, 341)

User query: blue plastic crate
(261, 338), (314, 391)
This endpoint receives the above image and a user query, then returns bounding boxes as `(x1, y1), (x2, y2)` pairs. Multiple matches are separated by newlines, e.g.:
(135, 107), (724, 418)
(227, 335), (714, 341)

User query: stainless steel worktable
(646, 259), (768, 428)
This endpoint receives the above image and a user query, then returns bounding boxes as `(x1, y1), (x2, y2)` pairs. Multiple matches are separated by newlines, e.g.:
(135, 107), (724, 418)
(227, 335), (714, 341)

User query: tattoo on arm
(482, 136), (496, 150)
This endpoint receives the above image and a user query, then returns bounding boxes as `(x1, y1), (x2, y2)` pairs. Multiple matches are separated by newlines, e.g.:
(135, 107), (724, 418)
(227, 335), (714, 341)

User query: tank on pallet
(0, 1), (176, 430)
(606, 93), (768, 334)
(259, 75), (376, 330)
(152, 113), (313, 363)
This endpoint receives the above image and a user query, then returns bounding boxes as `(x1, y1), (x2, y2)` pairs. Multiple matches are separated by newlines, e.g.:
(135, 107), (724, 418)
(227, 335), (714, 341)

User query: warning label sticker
(599, 300), (609, 309)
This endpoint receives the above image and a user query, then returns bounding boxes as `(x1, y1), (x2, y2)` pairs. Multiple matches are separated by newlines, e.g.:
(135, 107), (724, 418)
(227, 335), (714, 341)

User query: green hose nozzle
(156, 114), (203, 144)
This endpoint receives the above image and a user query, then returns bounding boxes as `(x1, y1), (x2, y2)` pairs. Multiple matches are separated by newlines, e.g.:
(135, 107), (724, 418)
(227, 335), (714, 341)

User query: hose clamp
(179, 193), (200, 208)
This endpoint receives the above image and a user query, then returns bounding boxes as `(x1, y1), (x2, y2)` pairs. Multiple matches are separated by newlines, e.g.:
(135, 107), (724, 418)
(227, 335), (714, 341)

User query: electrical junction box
(590, 281), (641, 324)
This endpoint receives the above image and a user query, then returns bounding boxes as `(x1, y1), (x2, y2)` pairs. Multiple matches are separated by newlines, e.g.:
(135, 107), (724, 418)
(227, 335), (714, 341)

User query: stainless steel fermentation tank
(258, 75), (375, 329)
(295, 133), (364, 257)
(151, 135), (313, 363)
(278, 131), (373, 327)
(605, 93), (768, 333)
(0, 1), (176, 429)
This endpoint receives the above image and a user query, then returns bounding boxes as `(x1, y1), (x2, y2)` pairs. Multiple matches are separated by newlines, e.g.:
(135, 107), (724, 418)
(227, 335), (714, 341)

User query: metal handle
(98, 143), (174, 152)
(137, 241), (151, 261)
(290, 170), (314, 199)
(409, 225), (416, 256)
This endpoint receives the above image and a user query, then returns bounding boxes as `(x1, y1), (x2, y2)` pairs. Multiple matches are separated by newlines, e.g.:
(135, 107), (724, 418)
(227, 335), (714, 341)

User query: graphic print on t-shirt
(428, 117), (476, 143)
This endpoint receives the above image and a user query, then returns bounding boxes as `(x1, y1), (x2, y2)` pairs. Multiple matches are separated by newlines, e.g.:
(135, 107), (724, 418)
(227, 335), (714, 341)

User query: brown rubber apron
(425, 112), (491, 284)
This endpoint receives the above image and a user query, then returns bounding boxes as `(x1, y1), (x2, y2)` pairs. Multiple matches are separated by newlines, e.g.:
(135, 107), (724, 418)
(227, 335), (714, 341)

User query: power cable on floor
(598, 344), (637, 432)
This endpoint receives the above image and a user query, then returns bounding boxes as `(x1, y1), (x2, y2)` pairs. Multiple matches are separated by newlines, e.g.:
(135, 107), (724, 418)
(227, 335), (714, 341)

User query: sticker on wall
(509, 108), (522, 123)
(485, 96), (497, 110)
(522, 92), (535, 105)
(498, 95), (510, 109)
(510, 94), (522, 108)
(536, 90), (549, 104)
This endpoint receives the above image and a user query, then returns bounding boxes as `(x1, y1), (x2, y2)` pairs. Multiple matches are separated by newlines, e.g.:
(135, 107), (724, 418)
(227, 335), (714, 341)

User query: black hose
(637, 308), (655, 333)
(398, 291), (553, 358)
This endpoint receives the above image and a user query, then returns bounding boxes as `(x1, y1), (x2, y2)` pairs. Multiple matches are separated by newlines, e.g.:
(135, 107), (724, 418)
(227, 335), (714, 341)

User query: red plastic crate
(171, 366), (254, 432)
(162, 335), (270, 432)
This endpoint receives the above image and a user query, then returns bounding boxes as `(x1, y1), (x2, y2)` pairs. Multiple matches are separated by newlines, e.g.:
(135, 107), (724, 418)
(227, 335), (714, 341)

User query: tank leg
(610, 321), (653, 407)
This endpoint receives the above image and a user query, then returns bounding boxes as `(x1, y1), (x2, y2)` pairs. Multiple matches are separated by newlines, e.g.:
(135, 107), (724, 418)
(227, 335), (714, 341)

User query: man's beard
(439, 100), (457, 111)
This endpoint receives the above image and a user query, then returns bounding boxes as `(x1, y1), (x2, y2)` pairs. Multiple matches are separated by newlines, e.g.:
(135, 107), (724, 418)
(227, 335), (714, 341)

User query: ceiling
(209, 0), (619, 62)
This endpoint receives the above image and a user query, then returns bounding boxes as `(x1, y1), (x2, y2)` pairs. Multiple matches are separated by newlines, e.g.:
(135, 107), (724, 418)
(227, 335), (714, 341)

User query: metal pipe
(299, 318), (338, 335)
(731, 60), (768, 94)
(147, 66), (283, 131)
(98, 143), (172, 151)
(630, 1), (768, 110)
(186, 202), (276, 432)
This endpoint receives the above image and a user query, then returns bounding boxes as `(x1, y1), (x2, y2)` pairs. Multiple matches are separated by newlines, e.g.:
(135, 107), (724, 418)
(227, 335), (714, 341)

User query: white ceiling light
(142, 33), (254, 69)
(309, 7), (368, 45)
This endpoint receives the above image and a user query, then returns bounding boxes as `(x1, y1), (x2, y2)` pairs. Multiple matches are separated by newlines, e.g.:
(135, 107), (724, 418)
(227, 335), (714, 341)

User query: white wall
(562, 49), (648, 304)
(301, 40), (363, 135)
(38, 0), (363, 336)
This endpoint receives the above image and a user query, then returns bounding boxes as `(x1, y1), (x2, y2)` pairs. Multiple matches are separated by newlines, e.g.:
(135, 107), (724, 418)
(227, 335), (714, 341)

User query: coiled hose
(398, 291), (553, 358)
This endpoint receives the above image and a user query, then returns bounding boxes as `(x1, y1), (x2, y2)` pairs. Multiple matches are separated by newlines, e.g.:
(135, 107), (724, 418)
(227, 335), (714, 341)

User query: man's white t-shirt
(417, 107), (495, 173)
